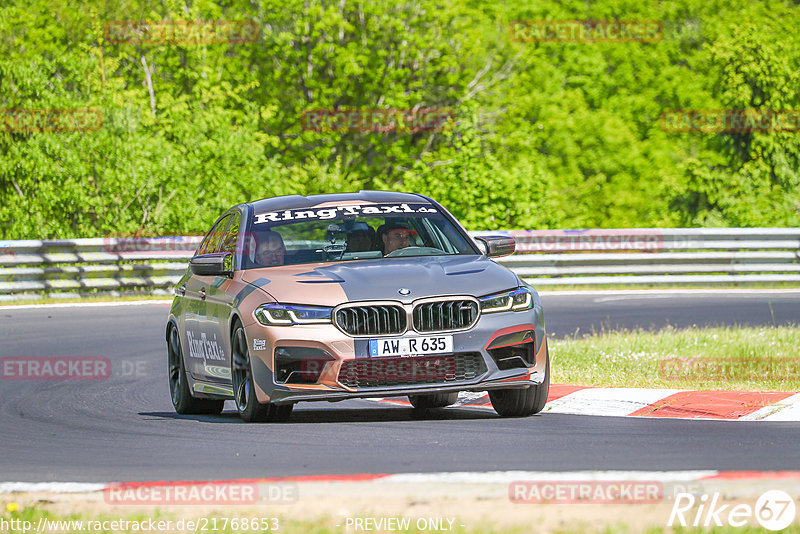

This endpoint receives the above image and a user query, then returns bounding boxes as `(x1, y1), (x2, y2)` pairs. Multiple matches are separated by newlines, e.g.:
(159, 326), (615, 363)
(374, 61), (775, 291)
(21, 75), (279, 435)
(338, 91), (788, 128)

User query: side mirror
(474, 235), (516, 258)
(190, 253), (233, 277)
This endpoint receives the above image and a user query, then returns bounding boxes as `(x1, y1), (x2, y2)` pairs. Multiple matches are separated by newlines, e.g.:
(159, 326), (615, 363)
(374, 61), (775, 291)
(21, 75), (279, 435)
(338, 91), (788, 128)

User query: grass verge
(550, 324), (800, 391)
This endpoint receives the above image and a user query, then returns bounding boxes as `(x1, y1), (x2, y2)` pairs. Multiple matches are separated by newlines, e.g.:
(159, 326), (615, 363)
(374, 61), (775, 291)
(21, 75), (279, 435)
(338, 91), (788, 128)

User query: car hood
(240, 255), (520, 305)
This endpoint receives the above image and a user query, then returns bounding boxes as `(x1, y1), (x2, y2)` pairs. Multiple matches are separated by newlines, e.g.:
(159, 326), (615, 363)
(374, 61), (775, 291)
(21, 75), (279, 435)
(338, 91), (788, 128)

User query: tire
(408, 392), (459, 410)
(167, 326), (224, 415)
(489, 341), (550, 417)
(231, 322), (293, 423)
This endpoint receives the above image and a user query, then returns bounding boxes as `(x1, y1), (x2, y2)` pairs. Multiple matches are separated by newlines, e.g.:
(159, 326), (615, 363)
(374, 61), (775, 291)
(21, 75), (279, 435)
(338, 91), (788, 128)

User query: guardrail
(0, 229), (798, 300)
(0, 237), (201, 301)
(473, 228), (800, 286)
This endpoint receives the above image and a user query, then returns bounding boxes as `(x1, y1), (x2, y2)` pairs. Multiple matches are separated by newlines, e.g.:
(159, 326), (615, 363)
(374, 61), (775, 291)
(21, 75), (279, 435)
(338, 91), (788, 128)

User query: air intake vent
(413, 299), (478, 333)
(335, 305), (406, 336)
(338, 352), (486, 388)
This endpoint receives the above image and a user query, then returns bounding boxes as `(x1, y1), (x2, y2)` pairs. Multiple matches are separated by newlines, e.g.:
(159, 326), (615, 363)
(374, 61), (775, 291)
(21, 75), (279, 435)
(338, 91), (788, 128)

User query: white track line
(379, 470), (718, 484)
(541, 289), (800, 296)
(3, 289), (799, 309)
(0, 300), (171, 310)
(0, 471), (720, 493)
(0, 482), (106, 493)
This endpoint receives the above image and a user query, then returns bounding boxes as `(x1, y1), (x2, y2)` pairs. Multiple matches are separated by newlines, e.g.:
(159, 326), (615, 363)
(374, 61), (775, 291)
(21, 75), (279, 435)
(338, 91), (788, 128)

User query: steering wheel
(385, 246), (444, 257)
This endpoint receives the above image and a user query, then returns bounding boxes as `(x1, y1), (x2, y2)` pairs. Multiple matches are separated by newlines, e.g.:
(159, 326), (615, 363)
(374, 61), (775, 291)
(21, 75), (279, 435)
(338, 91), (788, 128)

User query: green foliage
(671, 20), (800, 226)
(398, 104), (555, 229)
(0, 0), (798, 238)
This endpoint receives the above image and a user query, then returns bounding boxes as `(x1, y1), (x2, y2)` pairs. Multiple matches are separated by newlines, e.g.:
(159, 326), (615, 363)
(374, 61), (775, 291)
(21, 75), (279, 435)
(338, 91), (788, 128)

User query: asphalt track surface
(1, 291), (798, 482)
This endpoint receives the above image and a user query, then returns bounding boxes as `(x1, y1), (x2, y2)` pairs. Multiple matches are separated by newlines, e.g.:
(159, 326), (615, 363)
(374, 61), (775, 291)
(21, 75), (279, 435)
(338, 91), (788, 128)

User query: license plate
(368, 335), (453, 357)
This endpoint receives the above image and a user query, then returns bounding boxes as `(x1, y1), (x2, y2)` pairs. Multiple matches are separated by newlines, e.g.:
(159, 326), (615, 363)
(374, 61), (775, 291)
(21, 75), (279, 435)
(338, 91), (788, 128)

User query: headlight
(255, 304), (333, 326)
(479, 287), (533, 313)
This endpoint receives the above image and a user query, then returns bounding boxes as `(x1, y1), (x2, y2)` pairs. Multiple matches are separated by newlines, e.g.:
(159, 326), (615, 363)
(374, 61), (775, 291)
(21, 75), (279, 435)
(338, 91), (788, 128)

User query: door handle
(175, 285), (186, 296)
(199, 288), (206, 300)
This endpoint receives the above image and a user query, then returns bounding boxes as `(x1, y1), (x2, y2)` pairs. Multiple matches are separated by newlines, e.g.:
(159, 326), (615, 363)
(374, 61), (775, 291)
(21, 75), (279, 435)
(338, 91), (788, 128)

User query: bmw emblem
(398, 288), (411, 295)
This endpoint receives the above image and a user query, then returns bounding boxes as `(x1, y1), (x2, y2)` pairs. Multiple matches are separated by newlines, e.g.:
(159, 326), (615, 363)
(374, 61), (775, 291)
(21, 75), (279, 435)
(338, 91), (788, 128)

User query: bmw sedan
(166, 191), (549, 422)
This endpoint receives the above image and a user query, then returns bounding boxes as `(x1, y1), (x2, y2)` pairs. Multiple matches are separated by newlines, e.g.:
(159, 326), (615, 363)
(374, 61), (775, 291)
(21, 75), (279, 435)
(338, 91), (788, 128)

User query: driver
(254, 230), (286, 267)
(377, 222), (417, 255)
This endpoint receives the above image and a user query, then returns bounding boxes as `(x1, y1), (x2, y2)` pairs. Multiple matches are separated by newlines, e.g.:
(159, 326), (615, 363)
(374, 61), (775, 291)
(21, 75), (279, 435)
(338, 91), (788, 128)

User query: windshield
(242, 202), (476, 269)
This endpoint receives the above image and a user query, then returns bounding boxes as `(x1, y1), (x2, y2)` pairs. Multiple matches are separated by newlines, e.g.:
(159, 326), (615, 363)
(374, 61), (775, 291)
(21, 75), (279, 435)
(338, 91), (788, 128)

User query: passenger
(346, 223), (376, 252)
(377, 222), (417, 255)
(254, 231), (286, 267)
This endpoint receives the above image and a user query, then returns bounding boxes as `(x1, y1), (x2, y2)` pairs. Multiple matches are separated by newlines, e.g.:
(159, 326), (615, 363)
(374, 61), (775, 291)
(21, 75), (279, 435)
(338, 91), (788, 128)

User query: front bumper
(245, 304), (547, 405)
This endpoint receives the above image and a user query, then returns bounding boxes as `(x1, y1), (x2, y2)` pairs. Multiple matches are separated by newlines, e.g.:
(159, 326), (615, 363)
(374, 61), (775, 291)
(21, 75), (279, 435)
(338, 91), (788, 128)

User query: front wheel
(167, 326), (224, 415)
(231, 323), (293, 423)
(489, 341), (550, 417)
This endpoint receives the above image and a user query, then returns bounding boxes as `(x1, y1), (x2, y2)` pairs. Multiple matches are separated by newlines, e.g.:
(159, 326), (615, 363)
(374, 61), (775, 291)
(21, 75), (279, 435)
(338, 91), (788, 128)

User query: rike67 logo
(669, 490), (797, 531)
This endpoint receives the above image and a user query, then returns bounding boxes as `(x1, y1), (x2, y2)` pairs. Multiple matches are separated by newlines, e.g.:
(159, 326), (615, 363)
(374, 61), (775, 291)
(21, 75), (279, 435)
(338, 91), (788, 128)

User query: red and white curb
(373, 386), (800, 421)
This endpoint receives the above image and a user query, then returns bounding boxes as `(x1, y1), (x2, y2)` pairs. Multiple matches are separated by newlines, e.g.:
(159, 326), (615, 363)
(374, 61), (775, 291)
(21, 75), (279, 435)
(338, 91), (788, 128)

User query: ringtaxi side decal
(253, 338), (266, 351)
(253, 203), (438, 224)
(186, 331), (225, 361)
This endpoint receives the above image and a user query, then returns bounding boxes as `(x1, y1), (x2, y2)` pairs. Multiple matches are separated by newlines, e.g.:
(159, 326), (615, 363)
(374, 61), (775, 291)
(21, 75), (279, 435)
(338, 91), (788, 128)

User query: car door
(201, 210), (242, 383)
(182, 214), (232, 381)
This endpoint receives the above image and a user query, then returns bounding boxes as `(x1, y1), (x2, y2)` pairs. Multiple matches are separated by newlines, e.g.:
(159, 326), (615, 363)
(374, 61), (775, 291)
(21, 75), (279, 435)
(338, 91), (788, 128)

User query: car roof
(249, 190), (431, 213)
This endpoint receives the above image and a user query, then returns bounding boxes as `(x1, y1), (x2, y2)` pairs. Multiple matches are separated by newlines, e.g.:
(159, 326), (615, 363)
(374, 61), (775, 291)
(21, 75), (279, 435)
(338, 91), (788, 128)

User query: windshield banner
(254, 203), (438, 224)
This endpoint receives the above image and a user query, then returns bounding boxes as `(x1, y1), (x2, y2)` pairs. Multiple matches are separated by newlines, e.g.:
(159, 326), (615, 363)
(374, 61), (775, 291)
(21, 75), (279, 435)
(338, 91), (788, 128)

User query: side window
(220, 212), (241, 254)
(197, 215), (232, 255)
(196, 228), (215, 256)
(421, 218), (452, 253)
